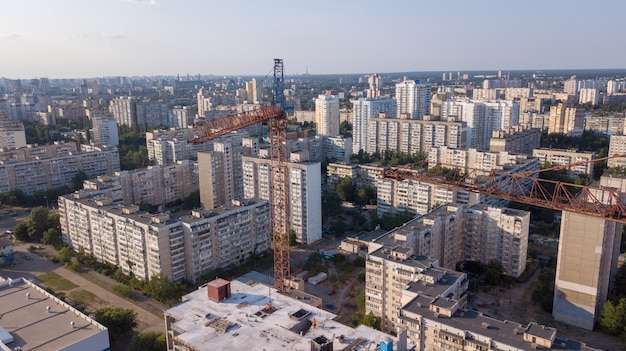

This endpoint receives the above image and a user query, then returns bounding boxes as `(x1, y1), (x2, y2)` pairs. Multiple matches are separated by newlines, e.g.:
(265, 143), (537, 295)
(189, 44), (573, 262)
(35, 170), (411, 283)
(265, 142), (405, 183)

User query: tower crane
(382, 154), (626, 223)
(189, 59), (291, 292)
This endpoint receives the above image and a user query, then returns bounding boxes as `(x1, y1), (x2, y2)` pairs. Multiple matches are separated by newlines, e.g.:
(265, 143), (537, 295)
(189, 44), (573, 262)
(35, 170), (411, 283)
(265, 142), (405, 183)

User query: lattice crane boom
(383, 155), (626, 224)
(189, 59), (290, 293)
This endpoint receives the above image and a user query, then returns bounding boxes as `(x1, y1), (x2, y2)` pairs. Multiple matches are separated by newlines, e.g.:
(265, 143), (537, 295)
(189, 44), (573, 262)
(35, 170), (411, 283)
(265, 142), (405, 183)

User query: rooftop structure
(164, 279), (408, 351)
(0, 277), (109, 351)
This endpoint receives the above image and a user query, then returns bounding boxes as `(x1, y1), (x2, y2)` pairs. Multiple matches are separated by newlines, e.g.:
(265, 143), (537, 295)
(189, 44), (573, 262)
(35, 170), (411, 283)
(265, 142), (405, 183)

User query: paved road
(1, 244), (164, 332)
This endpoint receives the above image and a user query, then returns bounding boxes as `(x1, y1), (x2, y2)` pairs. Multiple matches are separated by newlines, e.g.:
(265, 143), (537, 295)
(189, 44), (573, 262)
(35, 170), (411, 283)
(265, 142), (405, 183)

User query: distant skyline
(1, 0), (625, 79)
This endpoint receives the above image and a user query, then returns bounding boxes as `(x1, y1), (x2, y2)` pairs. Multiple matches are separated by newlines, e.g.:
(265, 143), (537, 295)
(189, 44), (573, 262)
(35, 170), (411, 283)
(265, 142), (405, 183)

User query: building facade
(395, 79), (431, 119)
(489, 125), (541, 155)
(0, 143), (120, 195)
(532, 148), (595, 177)
(368, 115), (467, 155)
(242, 156), (322, 245)
(351, 97), (397, 153)
(315, 94), (340, 136)
(197, 142), (249, 209)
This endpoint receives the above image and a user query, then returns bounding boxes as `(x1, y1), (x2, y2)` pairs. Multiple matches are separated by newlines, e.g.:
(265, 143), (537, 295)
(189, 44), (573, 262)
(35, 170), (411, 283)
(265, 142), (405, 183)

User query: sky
(0, 0), (624, 79)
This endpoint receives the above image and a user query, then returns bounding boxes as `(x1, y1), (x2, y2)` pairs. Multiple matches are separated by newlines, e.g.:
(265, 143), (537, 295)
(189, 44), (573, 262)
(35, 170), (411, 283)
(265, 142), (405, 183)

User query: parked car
(325, 303), (336, 310)
(328, 289), (336, 295)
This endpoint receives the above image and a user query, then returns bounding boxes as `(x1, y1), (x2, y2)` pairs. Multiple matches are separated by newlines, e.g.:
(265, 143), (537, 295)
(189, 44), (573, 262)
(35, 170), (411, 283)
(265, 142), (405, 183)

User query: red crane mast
(189, 60), (290, 292)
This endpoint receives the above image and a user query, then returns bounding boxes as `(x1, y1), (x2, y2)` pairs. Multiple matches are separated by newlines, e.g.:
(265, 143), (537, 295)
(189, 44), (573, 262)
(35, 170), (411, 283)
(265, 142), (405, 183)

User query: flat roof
(400, 296), (599, 351)
(166, 279), (403, 351)
(0, 277), (108, 351)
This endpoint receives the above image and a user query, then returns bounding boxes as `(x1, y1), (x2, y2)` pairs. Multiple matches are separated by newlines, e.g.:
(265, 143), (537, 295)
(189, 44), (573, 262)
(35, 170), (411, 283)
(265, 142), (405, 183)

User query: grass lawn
(68, 289), (103, 305)
(38, 272), (78, 291)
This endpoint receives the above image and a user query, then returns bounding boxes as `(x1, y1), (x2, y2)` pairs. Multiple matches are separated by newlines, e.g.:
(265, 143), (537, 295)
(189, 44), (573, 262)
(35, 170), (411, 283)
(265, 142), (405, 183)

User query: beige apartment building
(368, 115), (467, 155)
(0, 143), (120, 195)
(532, 148), (595, 177)
(197, 142), (249, 209)
(607, 134), (626, 168)
(398, 293), (600, 350)
(242, 156), (322, 245)
(489, 125), (541, 155)
(59, 193), (271, 283)
(548, 103), (584, 136)
(146, 128), (248, 166)
(464, 204), (529, 278)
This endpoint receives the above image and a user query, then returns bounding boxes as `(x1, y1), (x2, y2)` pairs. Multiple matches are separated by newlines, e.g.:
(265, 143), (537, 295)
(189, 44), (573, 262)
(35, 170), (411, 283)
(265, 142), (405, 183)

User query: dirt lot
(473, 264), (622, 351)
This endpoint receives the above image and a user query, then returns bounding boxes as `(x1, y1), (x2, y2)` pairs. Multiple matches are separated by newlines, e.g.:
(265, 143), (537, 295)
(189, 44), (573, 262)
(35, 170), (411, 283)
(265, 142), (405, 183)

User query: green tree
(322, 192), (342, 221)
(129, 331), (167, 351)
(95, 307), (137, 342)
(55, 247), (74, 264)
(27, 206), (49, 240)
(600, 298), (626, 335)
(13, 222), (30, 241)
(43, 228), (62, 246)
(47, 213), (61, 230)
(484, 260), (504, 286)
(112, 284), (133, 298)
(361, 312), (382, 330)
(143, 273), (183, 303)
(336, 176), (356, 203)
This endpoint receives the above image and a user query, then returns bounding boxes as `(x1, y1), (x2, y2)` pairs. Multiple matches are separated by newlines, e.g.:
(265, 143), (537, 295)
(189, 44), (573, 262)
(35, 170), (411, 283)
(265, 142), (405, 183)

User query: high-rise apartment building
(489, 125), (541, 155)
(59, 194), (271, 283)
(367, 115), (467, 155)
(0, 117), (26, 150)
(146, 128), (247, 166)
(351, 96), (396, 153)
(464, 204), (529, 277)
(315, 94), (340, 136)
(245, 78), (260, 103)
(91, 111), (119, 147)
(0, 143), (120, 195)
(395, 78), (431, 119)
(579, 88), (600, 105)
(564, 76), (578, 94)
(242, 156), (322, 245)
(179, 199), (271, 281)
(440, 99), (519, 150)
(584, 115), (624, 136)
(532, 148), (595, 177)
(197, 142), (249, 209)
(553, 211), (622, 330)
(172, 106), (192, 128)
(365, 243), (469, 332)
(109, 97), (175, 129)
(108, 96), (137, 126)
(547, 103), (584, 136)
(608, 134), (626, 168)
(376, 177), (482, 218)
(197, 88), (213, 118)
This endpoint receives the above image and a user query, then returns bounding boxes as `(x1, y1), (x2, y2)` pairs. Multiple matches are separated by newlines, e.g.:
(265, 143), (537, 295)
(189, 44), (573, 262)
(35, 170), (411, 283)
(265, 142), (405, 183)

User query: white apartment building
(315, 94), (340, 136)
(146, 128), (247, 166)
(464, 204), (529, 278)
(532, 148), (595, 177)
(323, 135), (352, 162)
(579, 88), (599, 105)
(59, 194), (271, 283)
(109, 96), (137, 126)
(440, 99), (519, 150)
(109, 97), (176, 129)
(198, 142), (249, 209)
(172, 106), (192, 128)
(395, 79), (431, 119)
(351, 97), (397, 153)
(59, 198), (187, 282)
(367, 115), (467, 155)
(607, 80), (625, 95)
(0, 143), (120, 195)
(242, 156), (322, 245)
(91, 112), (119, 147)
(376, 177), (481, 218)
